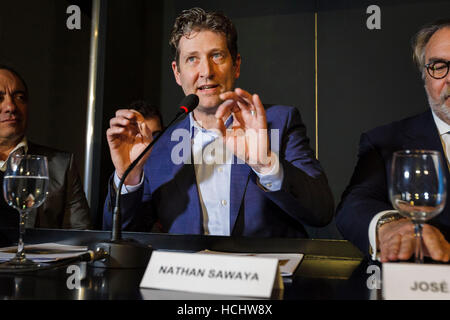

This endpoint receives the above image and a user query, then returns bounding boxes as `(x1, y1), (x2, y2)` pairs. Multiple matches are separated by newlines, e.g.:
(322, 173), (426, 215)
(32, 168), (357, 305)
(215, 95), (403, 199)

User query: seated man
(103, 7), (334, 237)
(336, 19), (450, 262)
(0, 65), (91, 229)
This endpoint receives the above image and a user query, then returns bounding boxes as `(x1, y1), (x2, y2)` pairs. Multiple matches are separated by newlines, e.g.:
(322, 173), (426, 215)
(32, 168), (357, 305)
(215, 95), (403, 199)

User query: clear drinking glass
(389, 150), (447, 263)
(2, 154), (49, 267)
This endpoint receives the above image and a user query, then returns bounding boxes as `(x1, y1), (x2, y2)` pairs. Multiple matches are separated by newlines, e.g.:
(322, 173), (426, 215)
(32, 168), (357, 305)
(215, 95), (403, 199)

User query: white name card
(383, 262), (450, 300)
(140, 251), (283, 298)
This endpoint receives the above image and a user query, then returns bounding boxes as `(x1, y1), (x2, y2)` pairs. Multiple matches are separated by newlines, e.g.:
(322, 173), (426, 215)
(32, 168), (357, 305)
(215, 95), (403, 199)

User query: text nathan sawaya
(140, 251), (280, 298)
(158, 265), (259, 281)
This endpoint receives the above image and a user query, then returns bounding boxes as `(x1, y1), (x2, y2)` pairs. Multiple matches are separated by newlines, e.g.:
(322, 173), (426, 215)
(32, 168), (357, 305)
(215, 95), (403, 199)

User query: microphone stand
(91, 107), (194, 269)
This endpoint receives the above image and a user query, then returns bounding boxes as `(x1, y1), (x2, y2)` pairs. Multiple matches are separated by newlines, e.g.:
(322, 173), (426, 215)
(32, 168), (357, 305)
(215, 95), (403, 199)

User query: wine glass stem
(16, 210), (28, 261)
(414, 222), (424, 264)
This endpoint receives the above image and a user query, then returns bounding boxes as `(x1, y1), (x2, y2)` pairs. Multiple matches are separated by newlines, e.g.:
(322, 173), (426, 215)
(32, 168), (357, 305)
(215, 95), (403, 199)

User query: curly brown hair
(169, 7), (238, 66)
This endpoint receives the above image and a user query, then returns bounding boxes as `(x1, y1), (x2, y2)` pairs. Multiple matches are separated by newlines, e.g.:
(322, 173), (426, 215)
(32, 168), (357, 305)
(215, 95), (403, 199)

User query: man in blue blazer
(103, 8), (334, 237)
(336, 19), (450, 262)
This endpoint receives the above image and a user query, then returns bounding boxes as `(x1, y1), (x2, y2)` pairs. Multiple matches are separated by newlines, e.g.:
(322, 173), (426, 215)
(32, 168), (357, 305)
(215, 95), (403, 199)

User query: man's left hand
(214, 88), (273, 173)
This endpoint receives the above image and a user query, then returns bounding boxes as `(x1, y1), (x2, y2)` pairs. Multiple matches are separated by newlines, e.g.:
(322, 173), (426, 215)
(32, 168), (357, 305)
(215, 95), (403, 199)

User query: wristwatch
(368, 211), (404, 257)
(376, 211), (404, 236)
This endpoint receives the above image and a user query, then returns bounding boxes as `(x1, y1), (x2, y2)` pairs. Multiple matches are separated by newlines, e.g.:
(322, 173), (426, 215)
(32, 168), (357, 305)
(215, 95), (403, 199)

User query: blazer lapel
(229, 157), (251, 233)
(402, 110), (443, 152)
(402, 110), (450, 192)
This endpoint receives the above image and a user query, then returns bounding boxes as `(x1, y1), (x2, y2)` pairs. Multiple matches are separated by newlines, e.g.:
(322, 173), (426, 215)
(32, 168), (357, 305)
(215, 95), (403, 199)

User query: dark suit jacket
(0, 142), (91, 230)
(336, 110), (450, 255)
(103, 105), (334, 237)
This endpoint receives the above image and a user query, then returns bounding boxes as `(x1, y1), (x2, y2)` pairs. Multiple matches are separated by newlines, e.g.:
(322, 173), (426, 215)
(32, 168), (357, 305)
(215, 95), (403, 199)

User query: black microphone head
(179, 94), (199, 114)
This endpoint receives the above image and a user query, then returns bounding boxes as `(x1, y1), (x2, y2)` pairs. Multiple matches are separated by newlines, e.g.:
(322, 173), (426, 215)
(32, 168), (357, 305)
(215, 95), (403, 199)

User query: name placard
(140, 251), (283, 298)
(383, 262), (450, 300)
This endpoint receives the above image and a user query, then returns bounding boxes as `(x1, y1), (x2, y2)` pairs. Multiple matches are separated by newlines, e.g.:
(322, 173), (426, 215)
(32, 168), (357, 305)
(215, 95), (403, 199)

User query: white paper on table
(0, 243), (88, 262)
(197, 250), (303, 277)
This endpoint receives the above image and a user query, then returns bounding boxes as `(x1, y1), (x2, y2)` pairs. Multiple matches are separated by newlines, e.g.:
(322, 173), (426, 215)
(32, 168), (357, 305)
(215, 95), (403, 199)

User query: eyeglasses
(425, 60), (450, 79)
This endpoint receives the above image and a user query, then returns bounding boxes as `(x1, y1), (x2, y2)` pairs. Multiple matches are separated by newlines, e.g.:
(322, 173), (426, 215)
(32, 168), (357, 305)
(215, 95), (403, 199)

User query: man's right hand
(378, 219), (450, 263)
(107, 109), (152, 186)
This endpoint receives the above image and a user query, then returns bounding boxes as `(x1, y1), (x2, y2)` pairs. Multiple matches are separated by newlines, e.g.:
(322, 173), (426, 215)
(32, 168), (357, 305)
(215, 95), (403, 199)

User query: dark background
(1, 0), (449, 238)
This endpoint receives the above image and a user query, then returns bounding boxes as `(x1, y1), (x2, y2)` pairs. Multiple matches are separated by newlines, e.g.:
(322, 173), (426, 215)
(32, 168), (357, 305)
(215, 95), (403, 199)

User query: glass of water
(2, 154), (49, 267)
(389, 150), (447, 263)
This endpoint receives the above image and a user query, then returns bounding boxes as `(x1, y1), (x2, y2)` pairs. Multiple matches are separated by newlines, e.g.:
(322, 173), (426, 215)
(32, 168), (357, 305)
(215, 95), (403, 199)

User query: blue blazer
(336, 110), (450, 254)
(104, 105), (334, 237)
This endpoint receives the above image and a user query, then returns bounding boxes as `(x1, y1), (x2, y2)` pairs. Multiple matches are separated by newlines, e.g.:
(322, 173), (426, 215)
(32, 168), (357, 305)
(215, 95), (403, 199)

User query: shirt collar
(189, 112), (233, 139)
(0, 137), (28, 172)
(431, 110), (450, 136)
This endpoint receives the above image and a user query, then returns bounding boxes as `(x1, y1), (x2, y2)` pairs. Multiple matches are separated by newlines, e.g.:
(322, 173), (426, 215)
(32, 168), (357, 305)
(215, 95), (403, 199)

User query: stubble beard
(196, 104), (220, 116)
(195, 95), (223, 116)
(426, 84), (450, 125)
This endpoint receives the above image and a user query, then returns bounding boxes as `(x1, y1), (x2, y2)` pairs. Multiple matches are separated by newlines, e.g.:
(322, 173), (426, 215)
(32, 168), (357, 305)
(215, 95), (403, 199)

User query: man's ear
(234, 54), (242, 79)
(172, 61), (182, 86)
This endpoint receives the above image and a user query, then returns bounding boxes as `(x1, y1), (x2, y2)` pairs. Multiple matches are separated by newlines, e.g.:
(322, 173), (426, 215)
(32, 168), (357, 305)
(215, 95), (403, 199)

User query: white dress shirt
(0, 137), (28, 172)
(368, 110), (450, 260)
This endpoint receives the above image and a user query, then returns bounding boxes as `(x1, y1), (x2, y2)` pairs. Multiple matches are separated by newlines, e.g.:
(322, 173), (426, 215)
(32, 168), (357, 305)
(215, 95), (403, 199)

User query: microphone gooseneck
(112, 94), (199, 242)
(91, 94), (199, 269)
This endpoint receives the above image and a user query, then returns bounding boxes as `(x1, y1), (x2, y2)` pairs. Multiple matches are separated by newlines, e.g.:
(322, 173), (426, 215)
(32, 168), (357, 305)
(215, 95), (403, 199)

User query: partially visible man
(127, 100), (163, 138)
(336, 19), (450, 262)
(0, 65), (91, 229)
(103, 8), (334, 237)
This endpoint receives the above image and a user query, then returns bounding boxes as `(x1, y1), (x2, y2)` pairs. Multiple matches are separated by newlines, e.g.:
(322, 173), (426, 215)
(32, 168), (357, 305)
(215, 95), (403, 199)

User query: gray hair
(412, 19), (450, 80)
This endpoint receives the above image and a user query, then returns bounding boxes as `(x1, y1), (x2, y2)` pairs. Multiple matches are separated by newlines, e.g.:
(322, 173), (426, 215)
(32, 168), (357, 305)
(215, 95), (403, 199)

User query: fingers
(422, 225), (450, 262)
(379, 221), (450, 263)
(111, 109), (144, 126)
(109, 117), (134, 131)
(397, 233), (415, 260)
(378, 219), (414, 262)
(115, 109), (144, 121)
(252, 93), (264, 114)
(235, 88), (254, 105)
(220, 89), (251, 105)
(106, 126), (125, 138)
(108, 109), (148, 140)
(380, 233), (415, 262)
(219, 88), (259, 117)
(380, 234), (401, 262)
(215, 99), (237, 122)
(139, 122), (153, 140)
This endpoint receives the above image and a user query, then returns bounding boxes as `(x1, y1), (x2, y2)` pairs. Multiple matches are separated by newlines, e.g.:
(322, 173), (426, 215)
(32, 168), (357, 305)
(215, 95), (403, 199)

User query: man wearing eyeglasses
(336, 19), (450, 263)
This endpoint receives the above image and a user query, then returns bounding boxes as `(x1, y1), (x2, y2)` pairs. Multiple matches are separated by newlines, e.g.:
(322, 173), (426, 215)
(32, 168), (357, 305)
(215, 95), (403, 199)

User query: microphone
(177, 93), (199, 115)
(91, 94), (199, 269)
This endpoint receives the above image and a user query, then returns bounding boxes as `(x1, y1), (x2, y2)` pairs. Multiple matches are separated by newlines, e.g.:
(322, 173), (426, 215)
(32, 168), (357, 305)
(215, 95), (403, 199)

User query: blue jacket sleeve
(102, 174), (155, 231)
(336, 133), (393, 255)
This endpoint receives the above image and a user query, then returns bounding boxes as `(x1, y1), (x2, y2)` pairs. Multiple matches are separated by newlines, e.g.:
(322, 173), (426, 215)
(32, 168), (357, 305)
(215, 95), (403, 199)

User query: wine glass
(2, 154), (49, 267)
(389, 150), (447, 263)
